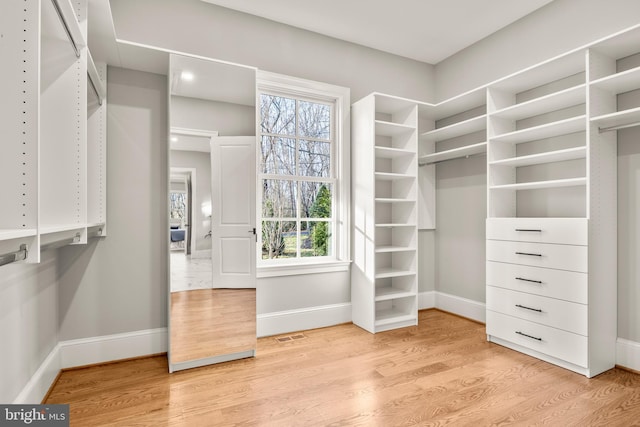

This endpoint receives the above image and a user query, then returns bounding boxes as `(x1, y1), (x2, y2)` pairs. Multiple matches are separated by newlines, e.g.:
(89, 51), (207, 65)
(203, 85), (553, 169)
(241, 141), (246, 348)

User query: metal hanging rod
(40, 233), (81, 252)
(419, 152), (486, 167)
(87, 72), (104, 106)
(0, 244), (28, 267)
(51, 0), (81, 59)
(599, 121), (640, 133)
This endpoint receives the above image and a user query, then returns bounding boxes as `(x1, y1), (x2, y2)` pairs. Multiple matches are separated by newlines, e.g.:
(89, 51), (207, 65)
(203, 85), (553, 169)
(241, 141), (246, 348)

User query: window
(257, 72), (350, 271)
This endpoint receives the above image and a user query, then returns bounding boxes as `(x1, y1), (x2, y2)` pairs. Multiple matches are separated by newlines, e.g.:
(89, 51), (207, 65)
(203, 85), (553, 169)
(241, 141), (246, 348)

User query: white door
(211, 136), (256, 288)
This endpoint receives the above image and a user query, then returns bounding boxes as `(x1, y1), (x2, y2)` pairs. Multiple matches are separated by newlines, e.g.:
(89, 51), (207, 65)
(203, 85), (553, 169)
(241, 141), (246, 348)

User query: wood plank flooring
(45, 310), (640, 426)
(170, 289), (256, 363)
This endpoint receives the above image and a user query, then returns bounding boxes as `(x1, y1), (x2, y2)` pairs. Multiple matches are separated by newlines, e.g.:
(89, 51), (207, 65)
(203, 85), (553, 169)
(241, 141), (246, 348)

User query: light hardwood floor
(170, 288), (256, 363)
(45, 310), (640, 426)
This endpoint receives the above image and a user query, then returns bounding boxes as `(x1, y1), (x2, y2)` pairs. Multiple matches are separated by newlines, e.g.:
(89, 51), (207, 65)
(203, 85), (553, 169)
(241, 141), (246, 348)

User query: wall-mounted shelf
(421, 115), (486, 142)
(491, 115), (586, 144)
(489, 147), (587, 168)
(490, 177), (587, 191)
(492, 85), (586, 121)
(419, 142), (487, 165)
(0, 230), (38, 241)
(375, 120), (415, 137)
(375, 246), (416, 253)
(375, 172), (414, 181)
(590, 65), (640, 95)
(591, 107), (640, 132)
(375, 288), (415, 301)
(374, 146), (415, 159)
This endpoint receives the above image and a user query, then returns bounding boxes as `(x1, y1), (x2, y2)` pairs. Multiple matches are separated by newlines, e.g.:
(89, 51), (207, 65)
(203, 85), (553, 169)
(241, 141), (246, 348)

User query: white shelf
(490, 177), (587, 191)
(491, 115), (586, 144)
(375, 309), (416, 326)
(375, 288), (415, 302)
(374, 172), (415, 181)
(40, 224), (86, 235)
(419, 142), (487, 165)
(590, 66), (640, 95)
(421, 115), (486, 142)
(489, 146), (587, 168)
(591, 107), (640, 131)
(429, 88), (486, 121)
(374, 146), (415, 159)
(375, 223), (417, 228)
(0, 229), (37, 241)
(375, 198), (416, 203)
(375, 246), (416, 253)
(375, 268), (415, 279)
(375, 120), (415, 137)
(492, 85), (586, 121)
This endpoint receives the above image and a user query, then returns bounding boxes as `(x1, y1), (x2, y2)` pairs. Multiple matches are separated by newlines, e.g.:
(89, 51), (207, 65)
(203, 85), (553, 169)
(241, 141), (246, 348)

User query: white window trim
(256, 71), (351, 276)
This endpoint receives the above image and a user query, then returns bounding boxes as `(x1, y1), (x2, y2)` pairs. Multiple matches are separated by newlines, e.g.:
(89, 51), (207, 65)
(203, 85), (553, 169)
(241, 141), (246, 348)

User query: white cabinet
(352, 93), (419, 333)
(482, 25), (640, 376)
(0, 0), (107, 265)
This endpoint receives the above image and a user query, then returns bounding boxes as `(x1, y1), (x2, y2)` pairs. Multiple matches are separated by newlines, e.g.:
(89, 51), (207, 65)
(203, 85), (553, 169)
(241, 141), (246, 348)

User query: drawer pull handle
(515, 251), (542, 257)
(516, 331), (542, 341)
(515, 277), (543, 284)
(515, 304), (543, 313)
(515, 229), (542, 232)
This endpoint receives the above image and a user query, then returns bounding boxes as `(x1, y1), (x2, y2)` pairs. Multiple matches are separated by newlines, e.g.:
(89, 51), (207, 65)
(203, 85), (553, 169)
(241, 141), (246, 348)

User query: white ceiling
(201, 0), (554, 64)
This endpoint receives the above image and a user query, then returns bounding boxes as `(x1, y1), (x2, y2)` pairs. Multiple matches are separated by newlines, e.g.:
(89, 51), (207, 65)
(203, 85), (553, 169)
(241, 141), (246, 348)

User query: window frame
(256, 71), (350, 276)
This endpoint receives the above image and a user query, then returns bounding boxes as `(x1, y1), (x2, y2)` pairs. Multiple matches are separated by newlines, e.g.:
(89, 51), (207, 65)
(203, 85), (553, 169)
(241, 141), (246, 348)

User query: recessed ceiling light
(181, 71), (194, 81)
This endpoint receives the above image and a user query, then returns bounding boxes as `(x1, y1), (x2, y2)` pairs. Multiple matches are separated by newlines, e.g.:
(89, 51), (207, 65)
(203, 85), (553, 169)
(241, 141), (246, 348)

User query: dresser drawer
(487, 286), (587, 335)
(486, 311), (588, 368)
(486, 261), (587, 304)
(486, 218), (588, 245)
(486, 240), (588, 273)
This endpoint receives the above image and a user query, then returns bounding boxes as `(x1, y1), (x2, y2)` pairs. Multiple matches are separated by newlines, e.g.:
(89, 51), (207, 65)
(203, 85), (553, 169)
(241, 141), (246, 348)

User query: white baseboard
(617, 338), (640, 372)
(418, 291), (436, 310)
(434, 291), (486, 323)
(257, 303), (351, 337)
(14, 328), (168, 404)
(12, 344), (61, 404)
(59, 328), (168, 369)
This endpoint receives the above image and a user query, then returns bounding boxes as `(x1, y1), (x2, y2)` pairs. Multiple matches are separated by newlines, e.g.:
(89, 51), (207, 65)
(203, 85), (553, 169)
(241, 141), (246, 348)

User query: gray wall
(58, 67), (168, 340)
(435, 0), (640, 100)
(0, 252), (58, 403)
(433, 0), (640, 342)
(109, 0), (435, 104)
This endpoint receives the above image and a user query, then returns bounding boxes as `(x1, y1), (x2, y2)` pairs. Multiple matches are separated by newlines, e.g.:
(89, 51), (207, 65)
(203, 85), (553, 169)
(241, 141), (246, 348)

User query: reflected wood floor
(170, 289), (256, 363)
(45, 310), (640, 426)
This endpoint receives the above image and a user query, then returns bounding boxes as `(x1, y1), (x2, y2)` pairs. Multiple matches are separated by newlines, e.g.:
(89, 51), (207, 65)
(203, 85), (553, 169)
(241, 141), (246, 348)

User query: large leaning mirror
(168, 53), (257, 372)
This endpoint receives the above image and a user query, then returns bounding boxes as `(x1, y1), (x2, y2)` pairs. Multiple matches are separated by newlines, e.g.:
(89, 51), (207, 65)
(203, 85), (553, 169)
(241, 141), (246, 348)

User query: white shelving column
(352, 93), (419, 333)
(484, 40), (620, 376)
(87, 57), (108, 236)
(0, 0), (40, 262)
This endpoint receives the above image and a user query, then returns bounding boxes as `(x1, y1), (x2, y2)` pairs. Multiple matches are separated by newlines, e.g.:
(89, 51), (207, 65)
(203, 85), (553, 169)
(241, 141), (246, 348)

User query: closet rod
(87, 72), (104, 106)
(599, 121), (640, 133)
(40, 233), (81, 252)
(0, 244), (28, 267)
(51, 0), (81, 59)
(419, 152), (486, 167)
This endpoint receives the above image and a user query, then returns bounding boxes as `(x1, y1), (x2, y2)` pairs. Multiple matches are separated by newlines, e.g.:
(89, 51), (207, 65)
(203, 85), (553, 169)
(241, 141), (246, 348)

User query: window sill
(257, 259), (351, 278)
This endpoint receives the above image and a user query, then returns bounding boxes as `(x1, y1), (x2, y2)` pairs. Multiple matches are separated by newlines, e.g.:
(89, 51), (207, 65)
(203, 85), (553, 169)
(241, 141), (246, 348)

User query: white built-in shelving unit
(352, 23), (640, 375)
(351, 94), (419, 333)
(0, 0), (107, 266)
